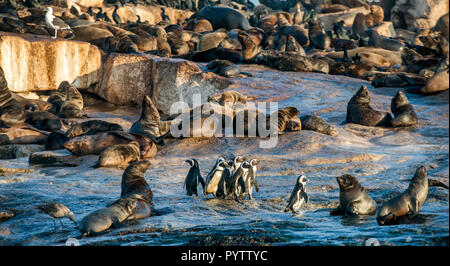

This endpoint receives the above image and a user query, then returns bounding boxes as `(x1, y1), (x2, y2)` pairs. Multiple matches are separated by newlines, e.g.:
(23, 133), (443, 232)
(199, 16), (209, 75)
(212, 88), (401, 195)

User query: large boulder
(151, 57), (231, 115)
(391, 0), (449, 30)
(0, 33), (102, 92)
(317, 7), (370, 30)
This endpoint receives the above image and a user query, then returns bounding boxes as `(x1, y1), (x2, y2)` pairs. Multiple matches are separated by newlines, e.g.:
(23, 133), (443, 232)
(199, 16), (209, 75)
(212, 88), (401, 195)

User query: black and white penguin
(184, 159), (206, 196)
(240, 159), (260, 200)
(204, 157), (228, 198)
(284, 175), (309, 214)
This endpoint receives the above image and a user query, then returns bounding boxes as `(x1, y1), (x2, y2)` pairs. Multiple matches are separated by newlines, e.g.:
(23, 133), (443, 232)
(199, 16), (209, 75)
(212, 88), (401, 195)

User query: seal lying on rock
(97, 141), (141, 168)
(206, 59), (241, 78)
(300, 115), (338, 137)
(377, 166), (428, 225)
(0, 67), (25, 128)
(191, 6), (251, 31)
(390, 91), (418, 128)
(346, 86), (392, 127)
(64, 131), (134, 156)
(25, 109), (62, 132)
(47, 81), (68, 115)
(66, 120), (123, 138)
(331, 174), (377, 216)
(79, 160), (153, 236)
(207, 90), (248, 106)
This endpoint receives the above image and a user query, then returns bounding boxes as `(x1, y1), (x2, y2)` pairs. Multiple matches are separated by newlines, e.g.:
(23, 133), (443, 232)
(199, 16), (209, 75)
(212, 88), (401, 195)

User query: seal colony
(0, 1), (448, 244)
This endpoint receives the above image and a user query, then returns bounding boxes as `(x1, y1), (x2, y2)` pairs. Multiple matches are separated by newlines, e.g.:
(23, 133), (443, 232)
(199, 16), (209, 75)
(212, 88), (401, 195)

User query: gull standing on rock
(45, 7), (73, 39)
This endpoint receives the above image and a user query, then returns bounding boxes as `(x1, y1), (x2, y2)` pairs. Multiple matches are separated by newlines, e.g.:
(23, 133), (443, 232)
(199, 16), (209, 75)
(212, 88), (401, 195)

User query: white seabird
(45, 6), (72, 39)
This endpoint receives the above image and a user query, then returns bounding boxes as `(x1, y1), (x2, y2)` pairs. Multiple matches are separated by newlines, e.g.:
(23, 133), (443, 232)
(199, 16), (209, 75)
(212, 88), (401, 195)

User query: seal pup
(346, 86), (392, 127)
(46, 130), (69, 150)
(184, 159), (206, 196)
(0, 67), (25, 128)
(377, 166), (428, 225)
(300, 115), (338, 137)
(47, 81), (68, 115)
(37, 202), (77, 230)
(285, 175), (309, 214)
(207, 59), (241, 78)
(238, 31), (261, 61)
(59, 83), (84, 118)
(129, 96), (169, 145)
(331, 174), (377, 216)
(271, 106), (300, 133)
(97, 141), (141, 168)
(207, 91), (248, 106)
(390, 91), (418, 128)
(45, 7), (73, 39)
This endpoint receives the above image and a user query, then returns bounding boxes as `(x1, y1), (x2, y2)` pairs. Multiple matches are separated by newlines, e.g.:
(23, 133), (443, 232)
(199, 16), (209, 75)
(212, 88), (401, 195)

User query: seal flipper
(330, 206), (344, 216)
(111, 216), (126, 229)
(344, 205), (359, 217)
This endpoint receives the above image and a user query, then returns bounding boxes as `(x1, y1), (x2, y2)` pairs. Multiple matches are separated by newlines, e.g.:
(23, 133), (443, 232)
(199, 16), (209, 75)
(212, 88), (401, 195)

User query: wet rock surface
(0, 65), (447, 246)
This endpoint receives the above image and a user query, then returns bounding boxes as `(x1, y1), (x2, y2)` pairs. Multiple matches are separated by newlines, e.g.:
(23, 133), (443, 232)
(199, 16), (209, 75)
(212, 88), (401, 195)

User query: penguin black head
(185, 159), (199, 167)
(297, 175), (309, 185)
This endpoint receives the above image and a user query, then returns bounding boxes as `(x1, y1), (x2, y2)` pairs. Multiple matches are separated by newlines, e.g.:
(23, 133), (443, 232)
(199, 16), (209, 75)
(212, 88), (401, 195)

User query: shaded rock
(0, 144), (44, 159)
(317, 6), (370, 30)
(29, 151), (82, 167)
(391, 0), (449, 31)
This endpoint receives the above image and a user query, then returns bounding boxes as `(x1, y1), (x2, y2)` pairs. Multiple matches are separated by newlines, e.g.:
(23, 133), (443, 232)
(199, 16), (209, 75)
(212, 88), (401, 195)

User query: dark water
(0, 66), (448, 246)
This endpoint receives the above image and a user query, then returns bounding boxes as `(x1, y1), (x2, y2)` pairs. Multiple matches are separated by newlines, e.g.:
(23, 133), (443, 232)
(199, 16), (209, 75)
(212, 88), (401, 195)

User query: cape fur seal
(66, 120), (123, 138)
(192, 6), (251, 31)
(331, 174), (377, 216)
(346, 86), (392, 127)
(97, 141), (141, 168)
(25, 110), (62, 132)
(207, 90), (248, 106)
(79, 160), (153, 236)
(300, 115), (338, 137)
(129, 96), (170, 144)
(64, 131), (134, 156)
(390, 91), (418, 128)
(59, 83), (84, 118)
(377, 166), (428, 225)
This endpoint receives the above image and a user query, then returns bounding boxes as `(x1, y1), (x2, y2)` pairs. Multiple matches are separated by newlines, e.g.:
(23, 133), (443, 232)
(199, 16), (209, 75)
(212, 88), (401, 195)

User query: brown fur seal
(352, 13), (367, 36)
(198, 30), (228, 51)
(207, 59), (241, 78)
(300, 115), (338, 137)
(238, 32), (261, 61)
(47, 81), (68, 114)
(193, 6), (251, 31)
(25, 110), (62, 132)
(0, 67), (25, 127)
(377, 166), (428, 225)
(346, 86), (392, 127)
(368, 30), (405, 52)
(286, 35), (306, 55)
(79, 160), (153, 236)
(129, 96), (169, 144)
(208, 90), (248, 106)
(64, 131), (134, 156)
(331, 174), (377, 216)
(270, 106), (301, 133)
(390, 91), (418, 128)
(365, 5), (384, 28)
(98, 141), (140, 168)
(66, 120), (123, 138)
(59, 83), (84, 118)
(184, 18), (213, 33)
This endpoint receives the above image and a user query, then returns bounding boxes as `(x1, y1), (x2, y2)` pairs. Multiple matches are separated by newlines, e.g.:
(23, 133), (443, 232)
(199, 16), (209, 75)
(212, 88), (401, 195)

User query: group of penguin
(184, 155), (308, 214)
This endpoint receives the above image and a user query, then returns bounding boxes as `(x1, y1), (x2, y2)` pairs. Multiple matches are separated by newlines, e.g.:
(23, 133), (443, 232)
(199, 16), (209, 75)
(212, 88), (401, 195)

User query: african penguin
(184, 159), (206, 196)
(284, 175), (309, 214)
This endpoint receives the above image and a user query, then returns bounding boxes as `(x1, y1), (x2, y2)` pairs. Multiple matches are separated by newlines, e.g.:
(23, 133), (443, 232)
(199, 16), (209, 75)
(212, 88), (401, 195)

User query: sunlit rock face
(391, 0), (449, 30)
(0, 33), (230, 115)
(0, 33), (102, 92)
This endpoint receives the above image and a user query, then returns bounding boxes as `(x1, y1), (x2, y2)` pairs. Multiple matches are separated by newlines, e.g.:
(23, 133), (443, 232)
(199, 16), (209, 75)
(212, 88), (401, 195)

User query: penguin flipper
(302, 191), (308, 204)
(198, 175), (206, 190)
